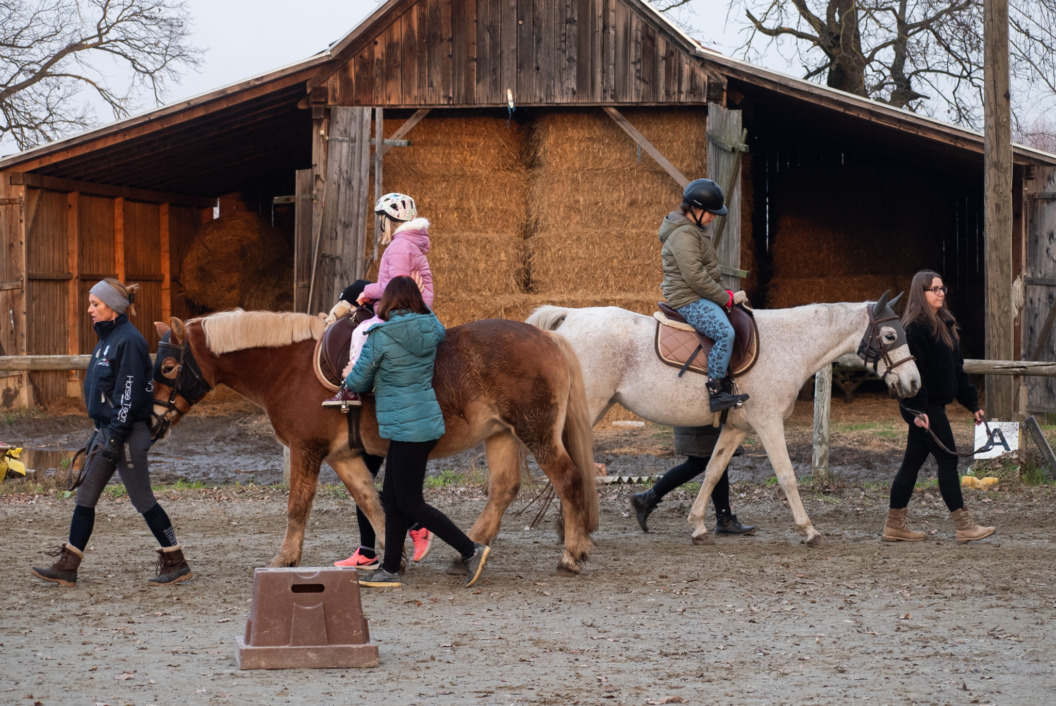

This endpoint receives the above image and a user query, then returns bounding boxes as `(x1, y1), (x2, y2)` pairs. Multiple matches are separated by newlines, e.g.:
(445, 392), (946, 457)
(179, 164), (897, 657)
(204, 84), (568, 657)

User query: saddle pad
(653, 303), (760, 377)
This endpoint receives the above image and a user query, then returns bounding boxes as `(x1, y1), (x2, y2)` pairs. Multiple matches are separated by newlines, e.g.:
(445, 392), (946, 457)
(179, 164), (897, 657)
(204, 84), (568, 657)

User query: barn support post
(984, 0), (1015, 419)
(706, 103), (744, 291)
(373, 108), (384, 266)
(313, 107), (372, 314)
(0, 173), (28, 406)
(306, 100), (329, 315)
(293, 169), (314, 313)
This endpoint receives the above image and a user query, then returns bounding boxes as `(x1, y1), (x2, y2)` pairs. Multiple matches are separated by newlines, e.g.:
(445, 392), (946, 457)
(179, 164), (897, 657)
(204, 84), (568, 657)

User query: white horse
(527, 293), (921, 546)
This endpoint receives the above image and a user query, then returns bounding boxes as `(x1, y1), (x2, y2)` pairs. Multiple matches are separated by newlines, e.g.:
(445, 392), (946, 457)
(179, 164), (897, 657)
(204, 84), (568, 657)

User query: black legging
(356, 453), (422, 553)
(652, 456), (731, 514)
(889, 404), (964, 512)
(380, 439), (475, 574)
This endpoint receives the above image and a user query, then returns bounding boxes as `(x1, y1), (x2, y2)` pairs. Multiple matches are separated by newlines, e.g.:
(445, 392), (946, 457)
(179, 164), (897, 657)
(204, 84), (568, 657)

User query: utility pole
(983, 0), (1014, 419)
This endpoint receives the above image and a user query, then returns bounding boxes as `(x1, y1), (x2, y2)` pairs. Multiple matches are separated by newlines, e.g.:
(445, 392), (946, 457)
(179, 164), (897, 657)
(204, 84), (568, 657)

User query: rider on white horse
(659, 178), (749, 412)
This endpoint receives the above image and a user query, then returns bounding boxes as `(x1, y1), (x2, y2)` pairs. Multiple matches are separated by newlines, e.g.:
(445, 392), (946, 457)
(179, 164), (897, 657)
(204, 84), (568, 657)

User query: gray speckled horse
(527, 293), (920, 546)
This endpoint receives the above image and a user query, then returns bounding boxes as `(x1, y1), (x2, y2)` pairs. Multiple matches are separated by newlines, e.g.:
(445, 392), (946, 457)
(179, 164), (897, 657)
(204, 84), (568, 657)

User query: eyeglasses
(924, 286), (948, 295)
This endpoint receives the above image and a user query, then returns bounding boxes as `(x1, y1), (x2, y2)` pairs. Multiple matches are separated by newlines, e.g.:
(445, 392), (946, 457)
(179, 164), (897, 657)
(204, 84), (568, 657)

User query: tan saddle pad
(313, 307), (373, 391)
(654, 301), (759, 377)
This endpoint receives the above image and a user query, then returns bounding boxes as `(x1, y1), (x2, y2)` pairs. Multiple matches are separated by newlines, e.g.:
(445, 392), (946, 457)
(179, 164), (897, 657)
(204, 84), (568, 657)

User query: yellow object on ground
(1, 445), (26, 478)
(961, 476), (999, 489)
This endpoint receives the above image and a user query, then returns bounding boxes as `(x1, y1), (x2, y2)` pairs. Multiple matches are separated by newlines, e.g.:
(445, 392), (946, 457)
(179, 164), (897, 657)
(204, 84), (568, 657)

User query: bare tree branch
(0, 0), (201, 151)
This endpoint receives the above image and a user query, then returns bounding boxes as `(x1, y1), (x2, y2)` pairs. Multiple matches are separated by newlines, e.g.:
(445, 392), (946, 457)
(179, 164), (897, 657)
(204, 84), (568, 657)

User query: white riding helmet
(374, 193), (417, 222)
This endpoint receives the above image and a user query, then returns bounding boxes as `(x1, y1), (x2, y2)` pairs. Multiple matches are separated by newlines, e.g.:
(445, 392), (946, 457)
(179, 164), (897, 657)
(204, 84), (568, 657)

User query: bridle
(151, 333), (210, 443)
(856, 302), (916, 376)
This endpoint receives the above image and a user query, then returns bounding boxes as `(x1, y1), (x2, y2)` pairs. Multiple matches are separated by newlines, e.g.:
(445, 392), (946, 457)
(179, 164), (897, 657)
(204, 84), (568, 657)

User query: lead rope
(897, 403), (1003, 458)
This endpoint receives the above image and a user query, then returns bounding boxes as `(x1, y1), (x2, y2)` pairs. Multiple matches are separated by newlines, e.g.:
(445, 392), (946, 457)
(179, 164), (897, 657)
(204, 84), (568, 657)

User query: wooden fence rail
(813, 355), (1056, 481)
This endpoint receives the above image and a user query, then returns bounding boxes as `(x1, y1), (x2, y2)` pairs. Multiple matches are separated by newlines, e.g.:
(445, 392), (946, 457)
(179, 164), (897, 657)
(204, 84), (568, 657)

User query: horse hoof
(556, 561), (580, 576)
(691, 533), (714, 546)
(804, 533), (823, 547)
(269, 557), (299, 568)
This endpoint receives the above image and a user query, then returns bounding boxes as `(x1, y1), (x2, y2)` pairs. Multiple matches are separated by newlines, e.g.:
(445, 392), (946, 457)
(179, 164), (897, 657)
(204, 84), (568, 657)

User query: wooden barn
(1, 0), (1054, 415)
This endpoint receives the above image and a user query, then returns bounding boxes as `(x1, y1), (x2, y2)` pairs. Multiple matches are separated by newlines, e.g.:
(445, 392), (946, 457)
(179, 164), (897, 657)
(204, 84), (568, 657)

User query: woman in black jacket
(883, 270), (995, 543)
(32, 279), (192, 586)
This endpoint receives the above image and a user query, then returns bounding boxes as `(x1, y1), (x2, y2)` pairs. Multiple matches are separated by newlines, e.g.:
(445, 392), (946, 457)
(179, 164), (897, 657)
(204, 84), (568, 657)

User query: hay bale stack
(767, 161), (941, 307)
(369, 116), (530, 311)
(527, 109), (708, 298)
(181, 212), (292, 312)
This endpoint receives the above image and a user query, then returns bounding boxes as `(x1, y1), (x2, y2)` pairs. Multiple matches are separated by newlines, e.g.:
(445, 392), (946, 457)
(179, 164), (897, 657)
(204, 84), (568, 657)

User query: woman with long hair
(883, 270), (995, 543)
(345, 276), (489, 588)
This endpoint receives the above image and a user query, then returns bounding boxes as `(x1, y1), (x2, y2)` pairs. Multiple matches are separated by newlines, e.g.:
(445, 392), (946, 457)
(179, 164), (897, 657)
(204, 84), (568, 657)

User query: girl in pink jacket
(323, 193), (435, 408)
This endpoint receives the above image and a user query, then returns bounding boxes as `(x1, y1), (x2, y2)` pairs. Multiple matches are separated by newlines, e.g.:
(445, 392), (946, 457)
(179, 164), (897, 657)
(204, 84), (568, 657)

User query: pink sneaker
(409, 527), (433, 562)
(333, 548), (379, 570)
(322, 388), (361, 408)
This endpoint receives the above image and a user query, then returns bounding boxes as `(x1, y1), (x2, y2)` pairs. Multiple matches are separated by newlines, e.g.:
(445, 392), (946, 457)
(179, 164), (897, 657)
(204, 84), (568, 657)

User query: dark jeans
(889, 404), (964, 512)
(652, 455), (731, 514)
(380, 439), (475, 573)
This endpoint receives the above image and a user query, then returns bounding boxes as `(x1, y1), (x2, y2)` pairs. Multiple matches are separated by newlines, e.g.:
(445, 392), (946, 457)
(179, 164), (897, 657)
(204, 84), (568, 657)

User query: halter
(856, 303), (916, 376)
(151, 334), (210, 443)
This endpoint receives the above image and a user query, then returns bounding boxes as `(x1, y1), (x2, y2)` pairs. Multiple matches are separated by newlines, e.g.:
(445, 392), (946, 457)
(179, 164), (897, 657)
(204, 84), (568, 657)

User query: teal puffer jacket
(344, 310), (446, 442)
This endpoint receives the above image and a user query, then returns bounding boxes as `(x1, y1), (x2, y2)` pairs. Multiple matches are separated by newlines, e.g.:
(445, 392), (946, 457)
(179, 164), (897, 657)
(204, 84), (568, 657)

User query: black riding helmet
(682, 178), (728, 216)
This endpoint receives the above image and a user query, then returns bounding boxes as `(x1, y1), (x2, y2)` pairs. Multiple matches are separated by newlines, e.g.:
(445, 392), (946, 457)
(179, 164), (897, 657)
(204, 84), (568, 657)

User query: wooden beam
(381, 108), (430, 156)
(66, 191), (79, 357)
(602, 107), (688, 187)
(984, 0), (1015, 419)
(1024, 415), (1056, 478)
(114, 198), (125, 282)
(373, 108), (384, 264)
(11, 173), (215, 208)
(160, 203), (171, 325)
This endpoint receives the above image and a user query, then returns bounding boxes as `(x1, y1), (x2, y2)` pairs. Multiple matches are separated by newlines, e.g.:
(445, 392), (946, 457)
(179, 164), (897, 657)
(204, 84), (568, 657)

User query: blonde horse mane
(199, 309), (325, 355)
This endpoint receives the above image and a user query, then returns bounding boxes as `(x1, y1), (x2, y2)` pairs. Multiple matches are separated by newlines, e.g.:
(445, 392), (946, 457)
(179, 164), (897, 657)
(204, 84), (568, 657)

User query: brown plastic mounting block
(235, 567), (379, 669)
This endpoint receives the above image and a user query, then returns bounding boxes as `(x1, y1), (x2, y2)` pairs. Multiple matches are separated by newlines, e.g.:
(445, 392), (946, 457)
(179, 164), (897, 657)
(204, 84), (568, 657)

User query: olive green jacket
(658, 211), (728, 309)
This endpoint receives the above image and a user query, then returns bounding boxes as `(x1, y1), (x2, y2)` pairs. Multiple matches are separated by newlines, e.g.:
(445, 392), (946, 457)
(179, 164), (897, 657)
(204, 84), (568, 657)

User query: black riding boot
(715, 509), (756, 535)
(707, 376), (749, 413)
(630, 489), (661, 533)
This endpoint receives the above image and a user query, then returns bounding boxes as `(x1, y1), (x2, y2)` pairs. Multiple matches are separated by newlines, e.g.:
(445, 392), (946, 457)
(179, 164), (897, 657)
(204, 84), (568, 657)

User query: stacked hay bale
(369, 115), (530, 327)
(766, 160), (940, 307)
(181, 211), (293, 312)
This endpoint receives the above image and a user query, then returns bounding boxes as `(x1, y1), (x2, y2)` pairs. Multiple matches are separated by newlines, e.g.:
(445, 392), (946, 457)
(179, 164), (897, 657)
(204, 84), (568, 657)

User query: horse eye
(160, 359), (178, 378)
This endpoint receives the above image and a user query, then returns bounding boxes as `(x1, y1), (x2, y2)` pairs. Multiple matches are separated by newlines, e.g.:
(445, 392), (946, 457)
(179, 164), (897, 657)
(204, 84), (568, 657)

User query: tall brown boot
(951, 507), (995, 543)
(31, 543), (83, 586)
(882, 508), (925, 542)
(148, 545), (192, 585)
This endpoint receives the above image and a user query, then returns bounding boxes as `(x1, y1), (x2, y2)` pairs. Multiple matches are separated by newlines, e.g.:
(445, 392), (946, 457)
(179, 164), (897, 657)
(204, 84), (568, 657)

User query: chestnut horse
(150, 310), (598, 574)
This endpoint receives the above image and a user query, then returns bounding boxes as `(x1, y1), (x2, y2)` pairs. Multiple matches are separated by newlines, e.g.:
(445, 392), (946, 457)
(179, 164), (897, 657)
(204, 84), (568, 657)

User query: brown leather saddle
(314, 306), (374, 391)
(654, 301), (759, 378)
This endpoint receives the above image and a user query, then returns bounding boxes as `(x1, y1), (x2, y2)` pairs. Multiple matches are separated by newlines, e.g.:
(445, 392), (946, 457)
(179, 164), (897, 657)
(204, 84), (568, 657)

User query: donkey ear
(873, 290), (891, 314)
(170, 317), (186, 343)
(154, 321), (171, 338)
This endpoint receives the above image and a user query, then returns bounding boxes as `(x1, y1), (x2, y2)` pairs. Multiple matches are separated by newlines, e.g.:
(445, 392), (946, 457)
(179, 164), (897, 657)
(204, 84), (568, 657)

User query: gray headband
(90, 281), (129, 315)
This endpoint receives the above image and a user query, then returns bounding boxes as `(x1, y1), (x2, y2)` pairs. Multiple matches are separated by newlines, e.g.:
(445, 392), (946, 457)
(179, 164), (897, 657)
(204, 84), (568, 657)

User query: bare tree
(655, 1), (1056, 132)
(0, 0), (201, 151)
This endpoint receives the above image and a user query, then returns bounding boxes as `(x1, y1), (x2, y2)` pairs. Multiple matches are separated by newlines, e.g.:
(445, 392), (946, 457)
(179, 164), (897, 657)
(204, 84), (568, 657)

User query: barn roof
(1, 0), (1054, 197)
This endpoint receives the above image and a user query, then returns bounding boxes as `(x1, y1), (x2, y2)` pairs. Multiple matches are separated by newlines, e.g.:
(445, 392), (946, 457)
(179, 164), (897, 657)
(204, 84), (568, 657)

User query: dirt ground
(4, 391), (1056, 705)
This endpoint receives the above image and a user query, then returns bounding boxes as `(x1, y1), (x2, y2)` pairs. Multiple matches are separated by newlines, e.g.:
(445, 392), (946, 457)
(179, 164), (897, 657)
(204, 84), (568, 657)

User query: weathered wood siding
(1024, 166), (1056, 414)
(328, 0), (709, 107)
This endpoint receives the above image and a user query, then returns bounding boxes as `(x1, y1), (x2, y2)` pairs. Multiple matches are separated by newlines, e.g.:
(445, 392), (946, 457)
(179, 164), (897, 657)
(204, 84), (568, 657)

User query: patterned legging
(677, 298), (734, 379)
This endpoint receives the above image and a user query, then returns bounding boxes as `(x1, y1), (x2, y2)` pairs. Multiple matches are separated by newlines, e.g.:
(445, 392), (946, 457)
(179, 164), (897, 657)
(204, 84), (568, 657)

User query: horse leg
(754, 423), (822, 546)
(273, 442), (324, 567)
(329, 454), (386, 550)
(465, 432), (523, 545)
(687, 428), (747, 545)
(529, 440), (594, 576)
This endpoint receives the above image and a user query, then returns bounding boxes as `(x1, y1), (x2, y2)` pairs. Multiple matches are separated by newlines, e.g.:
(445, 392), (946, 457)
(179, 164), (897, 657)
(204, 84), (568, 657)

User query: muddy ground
(3, 391), (1056, 705)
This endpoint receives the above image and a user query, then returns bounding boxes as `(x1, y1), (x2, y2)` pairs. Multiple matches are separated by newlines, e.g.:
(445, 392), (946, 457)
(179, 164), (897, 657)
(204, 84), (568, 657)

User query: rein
(898, 404), (1007, 458)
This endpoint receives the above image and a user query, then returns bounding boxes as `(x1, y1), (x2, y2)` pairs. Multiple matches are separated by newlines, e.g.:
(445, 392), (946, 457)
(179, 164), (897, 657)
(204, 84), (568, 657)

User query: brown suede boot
(882, 508), (926, 542)
(951, 507), (995, 543)
(148, 545), (192, 585)
(31, 543), (83, 586)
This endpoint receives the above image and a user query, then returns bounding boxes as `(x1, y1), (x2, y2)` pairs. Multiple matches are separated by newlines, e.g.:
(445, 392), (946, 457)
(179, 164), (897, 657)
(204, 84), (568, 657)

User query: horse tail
(526, 305), (571, 332)
(549, 331), (599, 533)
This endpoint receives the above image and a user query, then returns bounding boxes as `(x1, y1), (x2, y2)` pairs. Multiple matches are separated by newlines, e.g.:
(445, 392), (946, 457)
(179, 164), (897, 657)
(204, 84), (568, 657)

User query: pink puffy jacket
(360, 218), (435, 307)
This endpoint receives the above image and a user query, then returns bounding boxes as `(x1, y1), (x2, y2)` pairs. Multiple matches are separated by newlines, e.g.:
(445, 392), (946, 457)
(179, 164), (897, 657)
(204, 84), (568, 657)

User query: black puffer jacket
(899, 319), (979, 424)
(84, 314), (153, 442)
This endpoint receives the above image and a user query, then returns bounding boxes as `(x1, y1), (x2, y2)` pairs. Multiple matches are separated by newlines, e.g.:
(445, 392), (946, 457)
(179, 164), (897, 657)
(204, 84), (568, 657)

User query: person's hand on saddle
(324, 300), (354, 326)
(724, 289), (735, 313)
